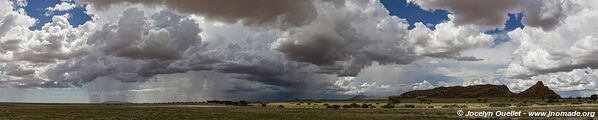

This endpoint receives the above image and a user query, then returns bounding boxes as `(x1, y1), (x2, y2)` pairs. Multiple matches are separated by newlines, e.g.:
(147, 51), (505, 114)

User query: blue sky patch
(381, 0), (525, 46)
(18, 0), (91, 30)
(380, 0), (449, 29)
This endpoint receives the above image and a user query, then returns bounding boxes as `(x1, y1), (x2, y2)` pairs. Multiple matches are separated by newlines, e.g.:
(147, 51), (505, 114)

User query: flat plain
(1, 98), (597, 120)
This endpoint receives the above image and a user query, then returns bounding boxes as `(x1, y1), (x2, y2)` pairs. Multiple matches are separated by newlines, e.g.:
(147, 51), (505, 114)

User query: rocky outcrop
(518, 81), (561, 99)
(400, 84), (517, 98)
(399, 81), (561, 99)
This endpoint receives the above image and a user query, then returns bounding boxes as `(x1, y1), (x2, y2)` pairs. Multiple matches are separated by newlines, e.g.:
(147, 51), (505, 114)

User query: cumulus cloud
(411, 80), (435, 90)
(274, 0), (418, 76)
(522, 0), (571, 30)
(407, 17), (494, 61)
(503, 0), (598, 78)
(47, 2), (77, 12)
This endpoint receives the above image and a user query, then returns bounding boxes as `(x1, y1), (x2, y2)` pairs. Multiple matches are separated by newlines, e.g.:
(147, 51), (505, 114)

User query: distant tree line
(206, 100), (249, 106)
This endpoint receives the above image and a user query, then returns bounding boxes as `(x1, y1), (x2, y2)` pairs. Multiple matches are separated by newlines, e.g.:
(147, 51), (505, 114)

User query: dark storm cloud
(274, 1), (419, 76)
(277, 35), (346, 66)
(409, 0), (569, 30)
(6, 69), (34, 77)
(78, 0), (318, 28)
(409, 0), (525, 28)
(88, 9), (201, 60)
(522, 0), (570, 31)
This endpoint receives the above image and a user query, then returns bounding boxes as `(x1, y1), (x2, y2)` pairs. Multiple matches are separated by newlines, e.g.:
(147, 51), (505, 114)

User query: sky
(1, 0), (598, 103)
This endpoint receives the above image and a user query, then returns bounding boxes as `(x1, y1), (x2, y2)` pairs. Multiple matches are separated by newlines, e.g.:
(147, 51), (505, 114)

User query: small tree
(591, 94), (598, 102)
(388, 96), (401, 104)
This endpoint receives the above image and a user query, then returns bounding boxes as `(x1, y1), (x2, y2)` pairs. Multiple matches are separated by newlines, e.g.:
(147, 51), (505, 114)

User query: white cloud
(47, 2), (76, 12)
(407, 17), (494, 61)
(411, 80), (435, 90)
(504, 0), (598, 78)
(45, 2), (77, 16)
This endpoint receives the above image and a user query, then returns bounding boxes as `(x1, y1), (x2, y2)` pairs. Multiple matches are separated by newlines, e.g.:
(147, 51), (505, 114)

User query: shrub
(516, 103), (531, 107)
(403, 104), (415, 108)
(340, 103), (361, 109)
(238, 100), (249, 106)
(342, 105), (351, 108)
(442, 104), (468, 108)
(416, 96), (427, 104)
(261, 103), (267, 107)
(489, 103), (511, 107)
(327, 105), (341, 109)
(360, 104), (375, 108)
(477, 98), (488, 103)
(381, 103), (395, 108)
(482, 98), (488, 103)
(388, 96), (401, 104)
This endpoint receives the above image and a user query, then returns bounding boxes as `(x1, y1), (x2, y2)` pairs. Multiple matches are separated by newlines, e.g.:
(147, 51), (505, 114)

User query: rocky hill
(518, 81), (561, 99)
(400, 81), (561, 99)
(400, 84), (517, 98)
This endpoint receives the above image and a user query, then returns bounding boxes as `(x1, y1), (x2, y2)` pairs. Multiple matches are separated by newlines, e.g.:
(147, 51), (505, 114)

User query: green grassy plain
(1, 98), (597, 120)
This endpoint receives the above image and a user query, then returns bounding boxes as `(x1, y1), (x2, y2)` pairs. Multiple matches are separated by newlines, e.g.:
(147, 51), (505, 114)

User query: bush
(261, 103), (267, 107)
(327, 105), (341, 109)
(489, 103), (511, 107)
(547, 98), (559, 103)
(278, 105), (284, 108)
(477, 98), (488, 103)
(238, 100), (249, 106)
(361, 104), (375, 108)
(416, 96), (427, 104)
(381, 103), (395, 108)
(516, 103), (531, 107)
(403, 104), (416, 108)
(388, 96), (401, 104)
(442, 104), (468, 108)
(340, 103), (361, 109)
